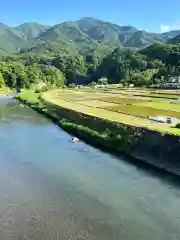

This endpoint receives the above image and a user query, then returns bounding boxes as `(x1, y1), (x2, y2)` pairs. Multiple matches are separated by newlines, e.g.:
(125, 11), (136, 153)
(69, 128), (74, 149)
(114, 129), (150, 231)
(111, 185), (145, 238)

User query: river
(0, 96), (180, 240)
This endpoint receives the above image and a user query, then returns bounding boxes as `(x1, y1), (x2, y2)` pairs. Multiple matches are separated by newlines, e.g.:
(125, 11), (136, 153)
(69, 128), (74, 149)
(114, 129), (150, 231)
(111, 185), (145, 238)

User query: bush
(175, 123), (180, 128)
(35, 84), (53, 93)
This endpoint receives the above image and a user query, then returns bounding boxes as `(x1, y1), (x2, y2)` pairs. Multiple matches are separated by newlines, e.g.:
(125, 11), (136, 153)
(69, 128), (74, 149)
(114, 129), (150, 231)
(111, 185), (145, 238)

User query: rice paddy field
(42, 87), (180, 135)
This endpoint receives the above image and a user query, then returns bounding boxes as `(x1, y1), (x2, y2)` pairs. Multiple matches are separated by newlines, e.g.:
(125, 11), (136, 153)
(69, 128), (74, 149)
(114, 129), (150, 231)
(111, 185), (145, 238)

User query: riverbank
(16, 90), (180, 176)
(0, 87), (12, 95)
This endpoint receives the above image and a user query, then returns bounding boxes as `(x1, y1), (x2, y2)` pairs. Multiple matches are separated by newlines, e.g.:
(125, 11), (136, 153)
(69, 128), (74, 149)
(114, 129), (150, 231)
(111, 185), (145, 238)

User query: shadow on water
(0, 98), (49, 125)
(62, 121), (180, 188)
(72, 135), (180, 189)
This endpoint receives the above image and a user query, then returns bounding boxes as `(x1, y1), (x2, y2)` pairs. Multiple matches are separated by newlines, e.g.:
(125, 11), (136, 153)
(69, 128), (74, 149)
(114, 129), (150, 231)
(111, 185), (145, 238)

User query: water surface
(0, 97), (180, 240)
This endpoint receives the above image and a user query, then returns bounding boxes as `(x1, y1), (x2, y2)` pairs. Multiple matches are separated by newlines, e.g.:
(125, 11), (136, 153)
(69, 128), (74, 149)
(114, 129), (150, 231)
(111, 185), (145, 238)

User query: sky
(1, 0), (180, 32)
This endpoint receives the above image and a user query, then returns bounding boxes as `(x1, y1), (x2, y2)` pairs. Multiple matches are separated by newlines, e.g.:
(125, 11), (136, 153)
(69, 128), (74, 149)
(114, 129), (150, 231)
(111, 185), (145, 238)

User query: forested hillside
(0, 17), (180, 57)
(0, 17), (180, 90)
(1, 41), (180, 90)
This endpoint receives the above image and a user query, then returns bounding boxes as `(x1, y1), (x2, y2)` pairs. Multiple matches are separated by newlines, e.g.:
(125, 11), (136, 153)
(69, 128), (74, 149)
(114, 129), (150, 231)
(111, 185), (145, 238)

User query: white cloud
(160, 22), (180, 32)
(160, 24), (170, 32)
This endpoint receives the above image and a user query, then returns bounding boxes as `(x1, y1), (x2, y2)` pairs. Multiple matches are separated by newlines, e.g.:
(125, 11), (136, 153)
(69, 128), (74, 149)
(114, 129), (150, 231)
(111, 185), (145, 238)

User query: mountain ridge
(0, 17), (180, 56)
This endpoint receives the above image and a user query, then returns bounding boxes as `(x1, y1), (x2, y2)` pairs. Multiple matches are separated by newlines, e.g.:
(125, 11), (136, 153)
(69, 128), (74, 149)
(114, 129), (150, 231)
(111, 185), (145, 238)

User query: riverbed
(0, 97), (180, 240)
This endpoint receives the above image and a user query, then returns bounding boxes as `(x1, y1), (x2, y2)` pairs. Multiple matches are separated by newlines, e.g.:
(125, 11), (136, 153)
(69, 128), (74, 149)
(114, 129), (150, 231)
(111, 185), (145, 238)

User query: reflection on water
(0, 99), (49, 125)
(0, 97), (180, 240)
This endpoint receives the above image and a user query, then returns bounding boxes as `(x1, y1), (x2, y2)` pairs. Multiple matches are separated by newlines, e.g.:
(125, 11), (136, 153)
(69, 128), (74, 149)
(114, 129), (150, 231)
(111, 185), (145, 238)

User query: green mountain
(30, 17), (177, 54)
(14, 22), (49, 41)
(125, 30), (166, 48)
(0, 22), (49, 56)
(37, 18), (143, 48)
(0, 18), (180, 56)
(162, 30), (180, 40)
(0, 23), (25, 54)
(167, 34), (180, 44)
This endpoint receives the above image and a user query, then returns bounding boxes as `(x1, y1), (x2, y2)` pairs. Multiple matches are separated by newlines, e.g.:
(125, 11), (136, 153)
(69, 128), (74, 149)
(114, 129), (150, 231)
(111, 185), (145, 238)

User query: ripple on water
(0, 99), (180, 240)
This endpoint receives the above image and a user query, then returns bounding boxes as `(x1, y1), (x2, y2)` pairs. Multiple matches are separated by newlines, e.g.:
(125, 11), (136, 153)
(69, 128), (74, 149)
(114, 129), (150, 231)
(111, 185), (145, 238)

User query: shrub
(35, 84), (53, 93)
(175, 123), (180, 128)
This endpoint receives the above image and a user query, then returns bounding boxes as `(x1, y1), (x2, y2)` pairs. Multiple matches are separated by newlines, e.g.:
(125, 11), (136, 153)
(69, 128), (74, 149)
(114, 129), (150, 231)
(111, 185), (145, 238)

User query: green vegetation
(1, 18), (180, 88)
(39, 89), (180, 135)
(0, 86), (11, 94)
(0, 62), (64, 90)
(16, 90), (40, 104)
(106, 103), (180, 118)
(2, 17), (180, 136)
(2, 41), (180, 89)
(0, 17), (177, 57)
(0, 17), (179, 56)
(99, 94), (180, 119)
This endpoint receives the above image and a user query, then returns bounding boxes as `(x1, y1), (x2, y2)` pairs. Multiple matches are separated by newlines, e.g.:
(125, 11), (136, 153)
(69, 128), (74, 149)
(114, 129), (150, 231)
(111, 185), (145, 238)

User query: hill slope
(14, 22), (49, 41)
(0, 23), (25, 54)
(167, 34), (180, 44)
(0, 22), (49, 55)
(0, 18), (180, 56)
(37, 17), (168, 49)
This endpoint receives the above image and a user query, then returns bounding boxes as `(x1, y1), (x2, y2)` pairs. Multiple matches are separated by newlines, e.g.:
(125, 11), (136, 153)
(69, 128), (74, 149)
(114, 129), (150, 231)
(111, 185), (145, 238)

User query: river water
(0, 97), (180, 240)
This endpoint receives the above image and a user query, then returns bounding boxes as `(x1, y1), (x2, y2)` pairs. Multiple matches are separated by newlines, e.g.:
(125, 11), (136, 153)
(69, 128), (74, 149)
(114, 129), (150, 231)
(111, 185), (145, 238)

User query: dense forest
(1, 42), (180, 89)
(1, 18), (180, 89)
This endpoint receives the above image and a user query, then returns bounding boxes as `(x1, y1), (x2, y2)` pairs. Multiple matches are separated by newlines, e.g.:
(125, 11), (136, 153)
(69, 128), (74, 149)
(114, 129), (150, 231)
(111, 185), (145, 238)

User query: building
(165, 76), (180, 89)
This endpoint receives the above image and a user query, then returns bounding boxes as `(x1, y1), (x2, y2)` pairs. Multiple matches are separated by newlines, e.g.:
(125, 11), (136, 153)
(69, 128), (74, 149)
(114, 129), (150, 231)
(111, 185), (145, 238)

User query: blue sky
(1, 0), (180, 32)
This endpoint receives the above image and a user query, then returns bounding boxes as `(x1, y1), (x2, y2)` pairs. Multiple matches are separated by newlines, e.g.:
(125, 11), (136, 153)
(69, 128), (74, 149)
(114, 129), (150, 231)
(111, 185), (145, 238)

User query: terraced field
(42, 87), (180, 135)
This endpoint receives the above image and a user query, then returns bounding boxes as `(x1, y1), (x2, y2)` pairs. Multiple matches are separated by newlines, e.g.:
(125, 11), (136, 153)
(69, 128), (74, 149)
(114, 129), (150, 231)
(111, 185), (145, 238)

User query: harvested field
(42, 87), (180, 135)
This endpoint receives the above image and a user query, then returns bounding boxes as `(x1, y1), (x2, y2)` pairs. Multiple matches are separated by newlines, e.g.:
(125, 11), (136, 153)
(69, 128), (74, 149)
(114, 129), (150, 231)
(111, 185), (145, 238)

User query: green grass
(42, 90), (180, 135)
(106, 103), (180, 118)
(136, 101), (180, 112)
(99, 97), (145, 105)
(16, 91), (40, 104)
(135, 93), (179, 100)
(100, 97), (180, 114)
(150, 91), (180, 96)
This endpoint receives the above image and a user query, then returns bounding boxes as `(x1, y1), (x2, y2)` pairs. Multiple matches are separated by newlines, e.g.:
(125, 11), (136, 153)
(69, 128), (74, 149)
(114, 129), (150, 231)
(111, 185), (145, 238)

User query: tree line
(1, 42), (180, 89)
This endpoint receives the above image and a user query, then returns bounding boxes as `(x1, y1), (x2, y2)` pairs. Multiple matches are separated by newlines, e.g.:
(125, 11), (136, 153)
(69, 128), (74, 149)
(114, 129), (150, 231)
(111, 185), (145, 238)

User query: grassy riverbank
(16, 91), (118, 153)
(17, 90), (149, 155)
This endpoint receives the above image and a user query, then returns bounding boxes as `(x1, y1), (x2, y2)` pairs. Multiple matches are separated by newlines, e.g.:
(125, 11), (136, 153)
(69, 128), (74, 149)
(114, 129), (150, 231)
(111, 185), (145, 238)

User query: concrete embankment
(16, 94), (180, 176)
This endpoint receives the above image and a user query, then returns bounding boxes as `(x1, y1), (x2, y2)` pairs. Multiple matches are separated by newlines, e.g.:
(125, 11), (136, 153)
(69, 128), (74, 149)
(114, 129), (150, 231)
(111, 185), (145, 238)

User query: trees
(11, 63), (28, 89)
(131, 72), (147, 86)
(0, 61), (65, 89)
(2, 40), (180, 88)
(39, 65), (65, 86)
(130, 70), (155, 87)
(52, 54), (87, 84)
(26, 65), (42, 86)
